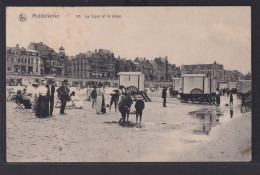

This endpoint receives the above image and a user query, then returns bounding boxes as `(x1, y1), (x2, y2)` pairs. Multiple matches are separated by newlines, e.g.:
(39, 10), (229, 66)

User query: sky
(6, 7), (251, 74)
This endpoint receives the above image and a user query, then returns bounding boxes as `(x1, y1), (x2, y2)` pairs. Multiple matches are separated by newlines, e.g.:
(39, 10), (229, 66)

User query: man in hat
(162, 87), (167, 107)
(56, 79), (70, 115)
(135, 95), (145, 123)
(46, 78), (56, 117)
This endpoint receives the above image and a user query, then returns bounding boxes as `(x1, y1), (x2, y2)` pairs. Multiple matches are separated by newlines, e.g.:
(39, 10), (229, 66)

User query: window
(36, 67), (38, 73)
(25, 58), (27, 63)
(18, 58), (20, 63)
(21, 59), (24, 63)
(31, 58), (34, 64)
(11, 58), (13, 62)
(14, 65), (20, 72)
(28, 58), (30, 64)
(36, 58), (38, 64)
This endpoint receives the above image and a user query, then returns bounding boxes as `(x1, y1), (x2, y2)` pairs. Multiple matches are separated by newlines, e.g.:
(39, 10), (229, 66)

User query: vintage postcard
(6, 6), (251, 162)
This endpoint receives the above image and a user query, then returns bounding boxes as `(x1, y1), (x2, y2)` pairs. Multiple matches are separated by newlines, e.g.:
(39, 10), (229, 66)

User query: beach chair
(66, 97), (76, 109)
(7, 88), (16, 101)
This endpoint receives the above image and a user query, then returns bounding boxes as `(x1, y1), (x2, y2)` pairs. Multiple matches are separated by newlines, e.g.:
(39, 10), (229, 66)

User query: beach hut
(179, 74), (217, 104)
(117, 72), (150, 102)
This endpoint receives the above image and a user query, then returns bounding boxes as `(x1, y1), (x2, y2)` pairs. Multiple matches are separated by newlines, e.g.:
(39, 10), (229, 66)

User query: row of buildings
(6, 42), (249, 85)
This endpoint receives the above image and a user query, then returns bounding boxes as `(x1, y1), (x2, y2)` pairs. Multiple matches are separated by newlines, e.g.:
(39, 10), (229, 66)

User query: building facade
(133, 57), (153, 81)
(181, 61), (224, 81)
(6, 44), (42, 76)
(28, 42), (66, 76)
(68, 49), (116, 80)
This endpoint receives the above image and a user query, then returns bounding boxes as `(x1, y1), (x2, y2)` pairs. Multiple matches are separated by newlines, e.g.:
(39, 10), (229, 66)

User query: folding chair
(15, 102), (25, 109)
(66, 97), (76, 109)
(7, 88), (16, 102)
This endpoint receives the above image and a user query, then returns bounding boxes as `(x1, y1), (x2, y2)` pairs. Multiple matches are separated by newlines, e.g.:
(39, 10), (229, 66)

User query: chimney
(144, 58), (145, 60)
(16, 44), (19, 48)
(40, 42), (43, 44)
(95, 49), (97, 53)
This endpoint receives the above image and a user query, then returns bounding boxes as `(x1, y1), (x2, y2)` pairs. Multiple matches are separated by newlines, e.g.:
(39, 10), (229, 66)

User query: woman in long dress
(35, 81), (48, 118)
(96, 87), (106, 114)
(32, 82), (39, 113)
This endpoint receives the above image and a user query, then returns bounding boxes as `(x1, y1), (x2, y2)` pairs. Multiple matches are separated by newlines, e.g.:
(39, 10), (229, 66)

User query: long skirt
(35, 95), (48, 118)
(96, 94), (106, 114)
(32, 95), (38, 112)
(101, 94), (106, 113)
(96, 94), (102, 114)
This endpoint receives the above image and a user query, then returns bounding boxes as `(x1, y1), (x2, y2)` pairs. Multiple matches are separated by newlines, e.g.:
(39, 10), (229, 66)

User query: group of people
(15, 79), (71, 118)
(90, 85), (145, 123)
(13, 78), (149, 123)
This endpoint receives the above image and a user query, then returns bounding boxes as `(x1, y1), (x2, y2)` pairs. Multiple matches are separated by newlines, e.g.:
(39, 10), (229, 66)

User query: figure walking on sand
(109, 89), (120, 111)
(162, 87), (167, 107)
(135, 95), (145, 123)
(96, 85), (106, 114)
(56, 79), (70, 115)
(125, 94), (133, 122)
(118, 95), (129, 123)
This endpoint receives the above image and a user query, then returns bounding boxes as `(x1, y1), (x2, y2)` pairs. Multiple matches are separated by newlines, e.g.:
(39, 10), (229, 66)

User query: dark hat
(64, 79), (69, 82)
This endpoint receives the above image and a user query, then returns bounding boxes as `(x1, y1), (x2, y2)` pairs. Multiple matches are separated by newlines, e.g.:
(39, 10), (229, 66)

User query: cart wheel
(190, 88), (203, 104)
(125, 86), (138, 95)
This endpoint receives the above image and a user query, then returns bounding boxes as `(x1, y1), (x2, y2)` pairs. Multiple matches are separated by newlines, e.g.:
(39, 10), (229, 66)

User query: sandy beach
(6, 87), (251, 162)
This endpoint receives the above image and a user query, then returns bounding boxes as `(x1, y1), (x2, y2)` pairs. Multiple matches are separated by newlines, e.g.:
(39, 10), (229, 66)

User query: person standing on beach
(91, 86), (97, 108)
(230, 92), (233, 108)
(32, 82), (39, 113)
(162, 87), (167, 107)
(46, 79), (55, 117)
(216, 88), (221, 105)
(118, 95), (128, 123)
(56, 79), (70, 115)
(35, 81), (48, 118)
(96, 85), (106, 114)
(109, 89), (119, 111)
(135, 95), (145, 123)
(125, 94), (133, 122)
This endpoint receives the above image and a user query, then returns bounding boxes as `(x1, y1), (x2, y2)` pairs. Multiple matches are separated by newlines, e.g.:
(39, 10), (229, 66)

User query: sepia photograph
(5, 6), (251, 162)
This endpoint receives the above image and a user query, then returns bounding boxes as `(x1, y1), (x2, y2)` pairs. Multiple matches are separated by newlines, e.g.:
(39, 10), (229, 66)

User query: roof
(181, 74), (206, 77)
(26, 49), (40, 53)
(117, 72), (143, 75)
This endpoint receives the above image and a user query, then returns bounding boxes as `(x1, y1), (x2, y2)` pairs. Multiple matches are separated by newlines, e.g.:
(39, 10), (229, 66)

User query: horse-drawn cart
(118, 72), (151, 102)
(237, 80), (251, 102)
(179, 74), (217, 105)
